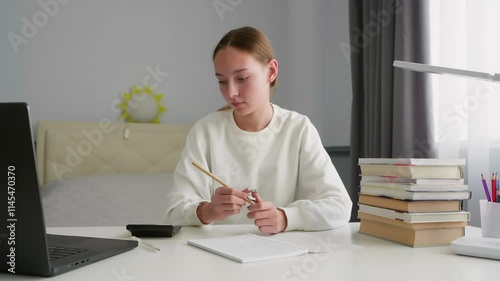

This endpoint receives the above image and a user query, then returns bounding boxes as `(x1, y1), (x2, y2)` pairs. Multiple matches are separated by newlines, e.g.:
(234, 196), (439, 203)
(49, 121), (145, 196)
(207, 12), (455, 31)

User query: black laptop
(0, 102), (138, 277)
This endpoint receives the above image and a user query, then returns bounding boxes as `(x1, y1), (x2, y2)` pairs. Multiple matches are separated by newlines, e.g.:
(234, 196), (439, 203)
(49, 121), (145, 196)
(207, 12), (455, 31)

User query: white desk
(6, 223), (498, 281)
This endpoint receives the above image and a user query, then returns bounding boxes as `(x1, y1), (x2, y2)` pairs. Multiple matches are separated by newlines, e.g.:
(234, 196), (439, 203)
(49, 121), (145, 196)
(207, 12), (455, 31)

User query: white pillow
(41, 173), (173, 227)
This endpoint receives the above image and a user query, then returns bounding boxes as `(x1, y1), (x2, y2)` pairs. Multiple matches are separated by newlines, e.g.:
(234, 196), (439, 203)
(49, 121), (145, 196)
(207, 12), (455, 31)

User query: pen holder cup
(480, 200), (500, 239)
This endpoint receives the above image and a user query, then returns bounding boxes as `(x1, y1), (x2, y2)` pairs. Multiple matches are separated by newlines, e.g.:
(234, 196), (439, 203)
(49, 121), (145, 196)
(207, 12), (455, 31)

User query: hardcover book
(358, 204), (471, 223)
(358, 158), (466, 166)
(358, 158), (465, 179)
(358, 212), (466, 247)
(359, 164), (464, 179)
(360, 185), (472, 201)
(358, 194), (463, 213)
(360, 182), (468, 191)
(360, 175), (465, 185)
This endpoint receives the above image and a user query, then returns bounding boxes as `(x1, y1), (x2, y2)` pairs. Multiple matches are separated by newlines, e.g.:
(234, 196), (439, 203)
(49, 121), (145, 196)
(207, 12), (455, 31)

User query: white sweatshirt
(164, 104), (352, 231)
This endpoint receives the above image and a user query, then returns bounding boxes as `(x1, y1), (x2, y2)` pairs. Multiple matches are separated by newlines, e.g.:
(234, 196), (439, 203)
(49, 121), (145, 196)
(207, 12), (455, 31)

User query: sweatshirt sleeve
(164, 123), (212, 226)
(280, 119), (352, 231)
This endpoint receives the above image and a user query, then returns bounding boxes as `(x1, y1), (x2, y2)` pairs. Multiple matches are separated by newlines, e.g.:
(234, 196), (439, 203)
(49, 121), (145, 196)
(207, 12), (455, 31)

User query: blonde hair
(213, 26), (278, 111)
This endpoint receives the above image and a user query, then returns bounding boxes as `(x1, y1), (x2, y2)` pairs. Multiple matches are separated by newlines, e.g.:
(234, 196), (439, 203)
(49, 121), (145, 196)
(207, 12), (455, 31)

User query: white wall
(0, 0), (352, 146)
(281, 0), (352, 146)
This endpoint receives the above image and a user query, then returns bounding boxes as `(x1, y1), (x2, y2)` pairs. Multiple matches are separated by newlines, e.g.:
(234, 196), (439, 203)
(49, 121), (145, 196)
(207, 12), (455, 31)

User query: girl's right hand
(196, 186), (248, 224)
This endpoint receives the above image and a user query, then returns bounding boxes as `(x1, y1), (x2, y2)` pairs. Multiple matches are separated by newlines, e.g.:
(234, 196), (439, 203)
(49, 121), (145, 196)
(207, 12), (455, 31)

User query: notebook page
(267, 232), (340, 253)
(187, 233), (308, 263)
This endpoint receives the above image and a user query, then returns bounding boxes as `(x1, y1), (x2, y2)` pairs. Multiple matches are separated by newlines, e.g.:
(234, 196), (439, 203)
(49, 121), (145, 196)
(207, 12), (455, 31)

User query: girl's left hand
(246, 191), (288, 234)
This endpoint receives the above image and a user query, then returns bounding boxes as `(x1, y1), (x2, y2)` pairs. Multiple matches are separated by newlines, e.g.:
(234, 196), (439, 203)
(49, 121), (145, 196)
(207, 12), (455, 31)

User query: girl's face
(213, 47), (277, 116)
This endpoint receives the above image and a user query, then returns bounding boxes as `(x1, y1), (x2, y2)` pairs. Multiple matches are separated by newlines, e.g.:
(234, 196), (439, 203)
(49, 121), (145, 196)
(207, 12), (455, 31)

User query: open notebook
(187, 233), (309, 263)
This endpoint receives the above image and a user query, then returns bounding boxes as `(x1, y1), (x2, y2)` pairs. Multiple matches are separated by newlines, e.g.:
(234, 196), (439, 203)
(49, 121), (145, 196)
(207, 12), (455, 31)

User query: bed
(36, 120), (191, 227)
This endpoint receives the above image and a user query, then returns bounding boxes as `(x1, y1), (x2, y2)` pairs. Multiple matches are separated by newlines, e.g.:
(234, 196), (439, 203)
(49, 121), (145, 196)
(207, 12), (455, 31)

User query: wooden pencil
(191, 161), (255, 205)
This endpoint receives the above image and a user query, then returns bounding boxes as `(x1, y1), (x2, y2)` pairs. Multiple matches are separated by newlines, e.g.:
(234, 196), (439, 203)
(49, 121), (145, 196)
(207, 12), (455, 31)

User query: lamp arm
(393, 60), (500, 83)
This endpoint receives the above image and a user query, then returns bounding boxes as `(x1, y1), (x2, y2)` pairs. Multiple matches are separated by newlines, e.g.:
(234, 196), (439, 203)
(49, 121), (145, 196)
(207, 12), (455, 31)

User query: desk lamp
(394, 60), (500, 259)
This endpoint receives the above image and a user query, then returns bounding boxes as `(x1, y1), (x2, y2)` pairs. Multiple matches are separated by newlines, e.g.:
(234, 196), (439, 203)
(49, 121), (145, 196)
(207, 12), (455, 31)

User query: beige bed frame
(36, 120), (191, 185)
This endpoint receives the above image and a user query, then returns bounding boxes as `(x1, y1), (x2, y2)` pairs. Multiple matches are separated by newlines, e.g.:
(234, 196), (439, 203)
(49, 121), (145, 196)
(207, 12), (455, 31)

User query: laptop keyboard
(48, 246), (87, 261)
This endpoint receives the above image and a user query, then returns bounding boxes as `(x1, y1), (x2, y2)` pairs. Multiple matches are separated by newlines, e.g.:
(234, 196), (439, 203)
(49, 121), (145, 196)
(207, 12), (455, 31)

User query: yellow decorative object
(118, 85), (166, 123)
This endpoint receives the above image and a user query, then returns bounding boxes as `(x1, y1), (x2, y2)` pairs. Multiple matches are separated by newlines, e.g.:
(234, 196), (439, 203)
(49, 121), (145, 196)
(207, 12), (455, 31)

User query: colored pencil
(492, 173), (497, 203)
(481, 174), (491, 202)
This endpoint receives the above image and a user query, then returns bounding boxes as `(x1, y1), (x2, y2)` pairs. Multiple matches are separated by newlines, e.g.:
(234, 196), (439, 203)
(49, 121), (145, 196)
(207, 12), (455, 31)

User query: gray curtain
(348, 0), (437, 222)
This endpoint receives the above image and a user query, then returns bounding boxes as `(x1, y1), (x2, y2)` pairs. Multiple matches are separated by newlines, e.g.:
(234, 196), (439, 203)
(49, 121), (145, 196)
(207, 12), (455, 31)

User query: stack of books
(357, 158), (471, 247)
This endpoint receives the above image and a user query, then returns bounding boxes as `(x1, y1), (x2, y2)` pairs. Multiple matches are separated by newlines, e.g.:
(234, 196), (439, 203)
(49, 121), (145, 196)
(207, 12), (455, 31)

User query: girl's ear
(267, 59), (278, 84)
